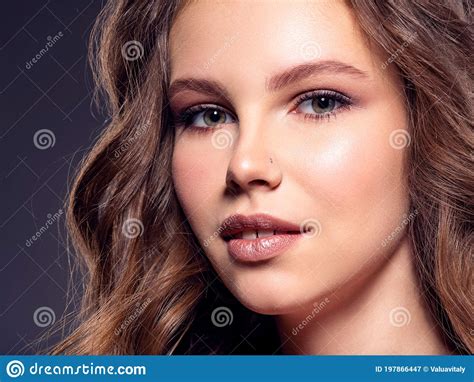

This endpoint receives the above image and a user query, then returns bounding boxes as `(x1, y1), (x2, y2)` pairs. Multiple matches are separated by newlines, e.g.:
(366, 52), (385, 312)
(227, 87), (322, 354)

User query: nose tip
(225, 152), (282, 194)
(223, 112), (283, 195)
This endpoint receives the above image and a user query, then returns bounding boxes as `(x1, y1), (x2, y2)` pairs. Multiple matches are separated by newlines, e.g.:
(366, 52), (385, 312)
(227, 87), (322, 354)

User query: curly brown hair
(49, 0), (473, 354)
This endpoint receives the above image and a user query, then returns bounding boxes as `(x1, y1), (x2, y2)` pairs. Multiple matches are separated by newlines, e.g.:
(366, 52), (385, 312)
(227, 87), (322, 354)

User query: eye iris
(312, 96), (335, 113)
(203, 109), (225, 125)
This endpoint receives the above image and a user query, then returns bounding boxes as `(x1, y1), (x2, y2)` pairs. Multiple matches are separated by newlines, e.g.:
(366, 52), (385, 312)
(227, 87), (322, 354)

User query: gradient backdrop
(1, 0), (104, 354)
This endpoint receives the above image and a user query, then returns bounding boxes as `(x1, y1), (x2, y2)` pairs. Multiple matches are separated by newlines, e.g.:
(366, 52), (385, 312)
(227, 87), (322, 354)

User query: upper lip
(219, 213), (302, 240)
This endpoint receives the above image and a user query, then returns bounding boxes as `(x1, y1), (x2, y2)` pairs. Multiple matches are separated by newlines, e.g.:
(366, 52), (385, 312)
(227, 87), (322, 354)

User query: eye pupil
(204, 109), (225, 125)
(312, 96), (335, 113)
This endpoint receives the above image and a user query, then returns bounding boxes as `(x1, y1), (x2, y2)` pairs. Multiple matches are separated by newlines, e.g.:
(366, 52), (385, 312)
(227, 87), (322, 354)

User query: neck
(275, 237), (451, 354)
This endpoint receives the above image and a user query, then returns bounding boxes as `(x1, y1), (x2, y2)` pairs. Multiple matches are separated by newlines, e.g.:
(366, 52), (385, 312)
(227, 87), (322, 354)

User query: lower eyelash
(303, 113), (334, 122)
(181, 124), (215, 135)
(301, 103), (353, 123)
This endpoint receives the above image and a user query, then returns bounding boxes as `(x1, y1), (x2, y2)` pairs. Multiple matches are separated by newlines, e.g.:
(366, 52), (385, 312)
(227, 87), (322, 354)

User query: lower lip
(225, 233), (302, 262)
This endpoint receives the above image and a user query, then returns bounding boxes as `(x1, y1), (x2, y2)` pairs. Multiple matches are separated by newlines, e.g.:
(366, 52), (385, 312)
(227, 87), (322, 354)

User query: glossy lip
(219, 213), (305, 263)
(219, 213), (303, 239)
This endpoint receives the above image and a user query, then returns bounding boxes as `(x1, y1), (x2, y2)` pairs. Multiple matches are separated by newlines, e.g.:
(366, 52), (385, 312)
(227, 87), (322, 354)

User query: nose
(225, 119), (282, 194)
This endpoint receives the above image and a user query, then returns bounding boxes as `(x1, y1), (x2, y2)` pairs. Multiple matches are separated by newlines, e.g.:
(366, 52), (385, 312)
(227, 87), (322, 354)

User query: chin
(223, 270), (328, 316)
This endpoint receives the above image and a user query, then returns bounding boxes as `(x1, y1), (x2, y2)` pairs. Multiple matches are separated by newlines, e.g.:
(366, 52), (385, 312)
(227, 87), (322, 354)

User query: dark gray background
(1, 0), (104, 354)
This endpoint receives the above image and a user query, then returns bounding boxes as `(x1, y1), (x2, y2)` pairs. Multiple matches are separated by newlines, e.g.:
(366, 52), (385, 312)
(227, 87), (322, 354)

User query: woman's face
(170, 0), (410, 315)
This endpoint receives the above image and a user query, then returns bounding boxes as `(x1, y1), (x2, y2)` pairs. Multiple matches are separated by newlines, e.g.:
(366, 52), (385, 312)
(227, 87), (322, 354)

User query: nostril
(248, 179), (268, 187)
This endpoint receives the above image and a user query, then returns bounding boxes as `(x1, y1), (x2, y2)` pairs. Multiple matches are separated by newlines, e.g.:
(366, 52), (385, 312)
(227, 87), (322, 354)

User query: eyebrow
(168, 59), (369, 101)
(168, 77), (232, 103)
(266, 60), (369, 92)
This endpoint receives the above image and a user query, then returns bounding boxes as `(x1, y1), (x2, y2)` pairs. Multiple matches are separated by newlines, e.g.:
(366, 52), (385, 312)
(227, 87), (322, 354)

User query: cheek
(172, 143), (204, 208)
(171, 137), (226, 237)
(291, 105), (409, 252)
(317, 128), (405, 209)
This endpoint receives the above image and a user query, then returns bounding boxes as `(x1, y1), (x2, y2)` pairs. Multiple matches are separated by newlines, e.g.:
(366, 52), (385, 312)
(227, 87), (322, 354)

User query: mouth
(219, 213), (304, 238)
(219, 213), (306, 262)
(222, 229), (302, 241)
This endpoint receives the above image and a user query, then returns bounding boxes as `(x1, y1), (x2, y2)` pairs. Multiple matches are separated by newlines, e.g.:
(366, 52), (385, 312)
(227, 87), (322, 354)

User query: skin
(169, 0), (450, 354)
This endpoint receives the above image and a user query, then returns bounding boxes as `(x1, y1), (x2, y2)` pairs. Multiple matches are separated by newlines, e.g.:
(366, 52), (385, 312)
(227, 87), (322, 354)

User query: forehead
(169, 0), (379, 83)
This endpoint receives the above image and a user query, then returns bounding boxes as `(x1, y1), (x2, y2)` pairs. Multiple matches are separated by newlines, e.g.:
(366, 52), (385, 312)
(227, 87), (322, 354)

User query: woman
(52, 0), (473, 355)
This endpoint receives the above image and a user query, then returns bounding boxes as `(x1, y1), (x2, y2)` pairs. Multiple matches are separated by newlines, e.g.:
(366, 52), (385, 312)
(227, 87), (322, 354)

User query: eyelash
(173, 89), (353, 131)
(173, 104), (230, 133)
(294, 89), (352, 122)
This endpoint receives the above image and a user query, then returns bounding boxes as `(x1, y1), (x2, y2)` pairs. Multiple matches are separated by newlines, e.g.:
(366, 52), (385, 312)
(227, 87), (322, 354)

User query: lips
(219, 213), (305, 262)
(220, 213), (303, 239)
(225, 229), (300, 240)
